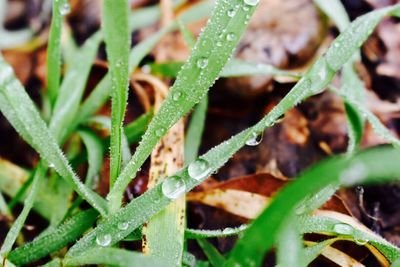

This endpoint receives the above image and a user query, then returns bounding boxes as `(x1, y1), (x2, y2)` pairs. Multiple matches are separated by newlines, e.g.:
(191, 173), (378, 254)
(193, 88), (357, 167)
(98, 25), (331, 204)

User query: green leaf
(197, 239), (226, 267)
(0, 55), (107, 216)
(109, 0), (261, 211)
(63, 248), (165, 267)
(8, 209), (98, 265)
(124, 111), (153, 144)
(102, 0), (131, 186)
(47, 0), (69, 106)
(1, 163), (44, 255)
(185, 96), (208, 163)
(185, 225), (248, 239)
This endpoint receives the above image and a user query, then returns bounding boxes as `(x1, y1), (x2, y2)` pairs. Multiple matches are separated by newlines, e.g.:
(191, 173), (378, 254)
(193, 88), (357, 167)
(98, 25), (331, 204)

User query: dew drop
(155, 127), (166, 137)
(162, 176), (186, 199)
(59, 2), (71, 16)
(227, 9), (236, 17)
(355, 238), (368, 246)
(116, 60), (122, 68)
(216, 41), (222, 47)
(197, 57), (209, 69)
(188, 158), (211, 181)
(172, 91), (182, 101)
(48, 163), (55, 168)
(226, 33), (236, 41)
(96, 234), (112, 247)
(245, 131), (263, 146)
(244, 0), (259, 6)
(118, 222), (129, 230)
(333, 223), (353, 235)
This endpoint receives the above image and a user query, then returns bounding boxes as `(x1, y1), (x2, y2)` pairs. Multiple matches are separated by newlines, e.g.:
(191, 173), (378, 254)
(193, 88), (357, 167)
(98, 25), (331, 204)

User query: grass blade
(102, 0), (131, 187)
(109, 0), (261, 211)
(0, 55), (107, 216)
(124, 111), (153, 144)
(185, 225), (248, 239)
(63, 248), (165, 267)
(0, 163), (44, 255)
(47, 0), (69, 106)
(197, 239), (226, 267)
(8, 209), (98, 265)
(185, 96), (208, 163)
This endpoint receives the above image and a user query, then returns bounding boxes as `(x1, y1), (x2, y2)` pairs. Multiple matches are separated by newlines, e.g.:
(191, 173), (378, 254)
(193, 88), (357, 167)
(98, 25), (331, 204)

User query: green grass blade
(124, 111), (153, 144)
(227, 146), (400, 266)
(0, 55), (107, 216)
(40, 258), (61, 267)
(50, 32), (102, 142)
(313, 0), (350, 32)
(185, 225), (248, 239)
(0, 192), (10, 218)
(63, 248), (165, 267)
(185, 96), (208, 163)
(0, 163), (44, 255)
(197, 239), (225, 267)
(102, 0), (131, 187)
(109, 0), (261, 211)
(300, 215), (400, 262)
(303, 238), (338, 266)
(47, 0), (69, 106)
(78, 129), (104, 187)
(8, 209), (98, 265)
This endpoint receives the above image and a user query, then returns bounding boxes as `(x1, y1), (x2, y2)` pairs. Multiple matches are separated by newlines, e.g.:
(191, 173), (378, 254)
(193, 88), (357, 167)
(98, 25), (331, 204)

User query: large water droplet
(118, 222), (129, 230)
(333, 223), (353, 235)
(227, 9), (236, 17)
(197, 57), (208, 69)
(355, 238), (368, 246)
(96, 234), (112, 247)
(162, 176), (186, 199)
(244, 0), (259, 6)
(188, 159), (211, 181)
(245, 131), (263, 146)
(226, 33), (236, 41)
(59, 2), (71, 16)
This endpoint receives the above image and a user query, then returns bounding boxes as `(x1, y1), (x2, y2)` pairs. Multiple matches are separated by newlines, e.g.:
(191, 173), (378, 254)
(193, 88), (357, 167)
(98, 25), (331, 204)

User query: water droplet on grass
(197, 57), (208, 69)
(173, 91), (182, 101)
(244, 0), (259, 6)
(59, 2), (71, 15)
(96, 234), (112, 247)
(227, 9), (236, 17)
(245, 131), (263, 146)
(188, 159), (211, 181)
(226, 33), (236, 41)
(355, 238), (368, 245)
(333, 223), (353, 235)
(162, 176), (186, 199)
(118, 222), (129, 230)
(155, 127), (166, 137)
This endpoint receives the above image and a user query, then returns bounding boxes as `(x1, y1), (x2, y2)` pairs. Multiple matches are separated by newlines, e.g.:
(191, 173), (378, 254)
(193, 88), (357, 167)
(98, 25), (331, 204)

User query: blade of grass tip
(67, 5), (400, 255)
(185, 96), (208, 163)
(102, 0), (131, 187)
(197, 239), (226, 267)
(78, 129), (104, 188)
(185, 225), (248, 239)
(108, 0), (261, 211)
(0, 55), (107, 216)
(0, 162), (45, 256)
(63, 248), (165, 267)
(69, 0), (212, 137)
(313, 0), (350, 32)
(0, 191), (11, 219)
(47, 0), (70, 106)
(276, 214), (306, 267)
(40, 258), (61, 267)
(7, 209), (98, 266)
(227, 146), (400, 266)
(178, 19), (197, 49)
(49, 32), (102, 143)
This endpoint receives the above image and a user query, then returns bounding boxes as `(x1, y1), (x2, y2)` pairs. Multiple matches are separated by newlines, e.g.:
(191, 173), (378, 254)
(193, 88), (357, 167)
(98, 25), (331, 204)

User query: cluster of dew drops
(95, 0), (261, 249)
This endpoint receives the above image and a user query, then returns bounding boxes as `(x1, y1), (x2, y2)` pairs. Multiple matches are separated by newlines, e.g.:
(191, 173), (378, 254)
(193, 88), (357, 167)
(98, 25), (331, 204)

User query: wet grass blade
(102, 0), (131, 187)
(0, 163), (44, 255)
(47, 0), (69, 106)
(109, 0), (261, 211)
(185, 225), (248, 239)
(8, 209), (98, 265)
(63, 248), (165, 267)
(124, 111), (153, 144)
(185, 96), (208, 163)
(0, 55), (107, 216)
